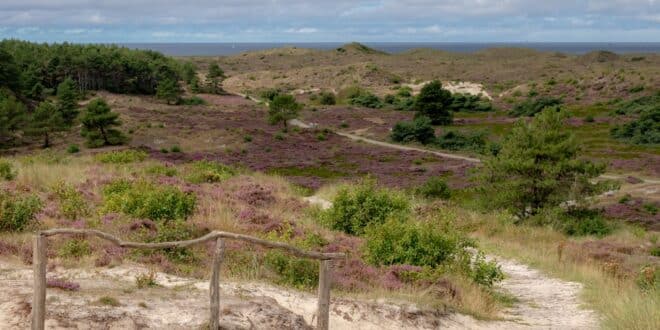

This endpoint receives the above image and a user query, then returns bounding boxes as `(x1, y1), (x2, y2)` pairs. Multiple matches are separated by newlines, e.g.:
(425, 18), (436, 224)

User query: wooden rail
(31, 229), (345, 330)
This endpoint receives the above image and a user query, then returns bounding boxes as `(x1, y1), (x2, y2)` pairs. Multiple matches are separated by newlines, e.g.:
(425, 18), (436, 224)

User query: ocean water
(118, 42), (660, 56)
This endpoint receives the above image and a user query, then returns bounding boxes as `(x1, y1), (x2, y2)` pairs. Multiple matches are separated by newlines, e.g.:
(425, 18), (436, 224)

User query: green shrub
(58, 239), (91, 259)
(650, 246), (660, 257)
(145, 165), (177, 177)
(435, 131), (487, 153)
(318, 92), (336, 105)
(170, 145), (182, 153)
(98, 296), (121, 307)
(448, 93), (493, 112)
(552, 208), (612, 237)
(0, 160), (15, 180)
(510, 97), (562, 117)
(364, 218), (471, 267)
(416, 177), (451, 199)
(102, 180), (196, 222)
(611, 107), (659, 145)
(348, 91), (383, 109)
(0, 192), (42, 232)
(322, 180), (409, 235)
(95, 150), (147, 164)
(243, 135), (253, 142)
(151, 221), (198, 263)
(53, 183), (89, 220)
(66, 144), (80, 154)
(469, 253), (504, 287)
(391, 116), (435, 144)
(185, 160), (236, 183)
(135, 271), (159, 288)
(180, 96), (206, 105)
(264, 250), (319, 289)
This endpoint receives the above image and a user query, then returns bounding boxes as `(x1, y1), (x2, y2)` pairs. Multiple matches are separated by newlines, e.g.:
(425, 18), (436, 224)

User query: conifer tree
(56, 77), (79, 125)
(80, 98), (126, 148)
(25, 101), (67, 148)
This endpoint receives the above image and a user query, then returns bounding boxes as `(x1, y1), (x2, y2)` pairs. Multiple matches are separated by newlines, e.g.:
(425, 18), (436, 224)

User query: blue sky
(0, 1), (659, 42)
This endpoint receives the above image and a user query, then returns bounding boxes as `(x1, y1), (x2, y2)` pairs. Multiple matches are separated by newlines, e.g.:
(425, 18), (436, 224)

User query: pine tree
(182, 62), (197, 84)
(156, 78), (182, 104)
(207, 63), (224, 79)
(56, 77), (79, 125)
(80, 98), (126, 148)
(0, 96), (27, 147)
(268, 94), (301, 131)
(414, 80), (453, 125)
(25, 101), (68, 148)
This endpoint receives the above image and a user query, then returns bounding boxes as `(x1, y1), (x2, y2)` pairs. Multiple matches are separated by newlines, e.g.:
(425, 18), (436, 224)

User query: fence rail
(31, 229), (345, 330)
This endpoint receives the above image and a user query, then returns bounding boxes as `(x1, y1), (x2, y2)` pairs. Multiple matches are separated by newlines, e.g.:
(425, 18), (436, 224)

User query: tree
(182, 62), (197, 84)
(25, 101), (67, 148)
(480, 108), (604, 218)
(205, 63), (225, 94)
(189, 76), (201, 93)
(56, 77), (79, 126)
(207, 63), (224, 79)
(156, 78), (182, 105)
(390, 116), (435, 144)
(80, 98), (126, 148)
(0, 96), (27, 147)
(268, 94), (301, 131)
(414, 80), (453, 125)
(0, 48), (19, 90)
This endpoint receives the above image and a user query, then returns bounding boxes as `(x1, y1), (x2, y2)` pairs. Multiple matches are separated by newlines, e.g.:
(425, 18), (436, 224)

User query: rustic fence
(31, 229), (345, 330)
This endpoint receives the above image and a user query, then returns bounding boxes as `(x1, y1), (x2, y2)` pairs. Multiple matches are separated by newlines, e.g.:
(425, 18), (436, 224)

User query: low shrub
(0, 160), (15, 180)
(66, 144), (80, 154)
(449, 93), (493, 112)
(185, 160), (236, 183)
(611, 107), (659, 145)
(145, 165), (177, 177)
(469, 252), (504, 287)
(179, 96), (206, 105)
(135, 271), (159, 288)
(170, 145), (182, 153)
(322, 180), (409, 235)
(98, 296), (121, 307)
(0, 192), (42, 232)
(58, 239), (91, 259)
(537, 208), (612, 237)
(318, 92), (336, 105)
(510, 97), (562, 117)
(416, 177), (451, 199)
(363, 218), (471, 267)
(435, 131), (487, 153)
(391, 116), (435, 144)
(102, 180), (196, 222)
(95, 150), (147, 164)
(53, 183), (89, 220)
(264, 250), (319, 289)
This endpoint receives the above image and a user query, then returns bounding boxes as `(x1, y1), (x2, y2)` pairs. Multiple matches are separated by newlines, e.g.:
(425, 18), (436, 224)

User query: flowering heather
(0, 241), (18, 256)
(603, 199), (660, 230)
(234, 183), (276, 206)
(381, 265), (423, 290)
(129, 219), (157, 231)
(46, 278), (80, 291)
(332, 258), (379, 291)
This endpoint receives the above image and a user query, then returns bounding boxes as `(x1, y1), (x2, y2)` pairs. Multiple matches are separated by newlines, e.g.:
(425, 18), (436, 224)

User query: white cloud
(285, 27), (319, 33)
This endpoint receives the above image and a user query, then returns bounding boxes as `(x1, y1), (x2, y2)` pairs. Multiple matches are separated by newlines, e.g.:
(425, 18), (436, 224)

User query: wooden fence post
(32, 234), (47, 330)
(209, 238), (225, 330)
(317, 260), (332, 330)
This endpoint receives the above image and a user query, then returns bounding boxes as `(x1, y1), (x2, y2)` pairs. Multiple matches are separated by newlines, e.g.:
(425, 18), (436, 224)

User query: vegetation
(436, 130), (487, 153)
(155, 78), (183, 105)
(0, 159), (16, 180)
(449, 93), (493, 112)
(414, 80), (453, 125)
(268, 94), (301, 131)
(80, 98), (127, 147)
(102, 180), (196, 222)
(25, 101), (68, 148)
(185, 160), (236, 183)
(390, 116), (435, 144)
(415, 176), (451, 199)
(510, 97), (563, 117)
(480, 109), (604, 218)
(0, 95), (27, 147)
(611, 106), (659, 144)
(56, 78), (79, 126)
(95, 150), (148, 164)
(0, 192), (42, 232)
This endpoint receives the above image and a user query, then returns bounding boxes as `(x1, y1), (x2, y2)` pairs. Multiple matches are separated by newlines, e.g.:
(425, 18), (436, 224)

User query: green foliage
(185, 160), (236, 183)
(613, 92), (659, 115)
(25, 101), (68, 148)
(510, 97), (562, 117)
(98, 296), (121, 307)
(0, 192), (42, 232)
(155, 78), (183, 105)
(67, 144), (80, 153)
(416, 177), (451, 199)
(264, 250), (319, 289)
(318, 92), (336, 105)
(135, 271), (159, 288)
(363, 218), (471, 267)
(480, 109), (605, 218)
(53, 183), (89, 220)
(145, 164), (177, 177)
(0, 95), (28, 146)
(390, 116), (435, 144)
(207, 63), (224, 79)
(58, 239), (91, 259)
(181, 62), (197, 84)
(611, 106), (659, 145)
(414, 80), (453, 125)
(435, 130), (487, 153)
(102, 180), (196, 222)
(449, 93), (493, 112)
(170, 145), (182, 153)
(268, 94), (301, 130)
(95, 150), (147, 164)
(348, 91), (383, 109)
(556, 208), (612, 237)
(322, 180), (409, 235)
(149, 220), (198, 263)
(81, 98), (126, 148)
(179, 96), (205, 105)
(469, 253), (504, 287)
(0, 159), (15, 180)
(636, 266), (659, 292)
(56, 78), (79, 125)
(260, 88), (281, 101)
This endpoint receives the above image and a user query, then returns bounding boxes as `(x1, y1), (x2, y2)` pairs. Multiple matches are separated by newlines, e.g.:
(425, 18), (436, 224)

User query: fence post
(209, 238), (225, 330)
(32, 234), (47, 330)
(317, 260), (332, 330)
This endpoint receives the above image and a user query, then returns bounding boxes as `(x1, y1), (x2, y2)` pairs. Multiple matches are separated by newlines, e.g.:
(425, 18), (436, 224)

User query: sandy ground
(403, 81), (493, 100)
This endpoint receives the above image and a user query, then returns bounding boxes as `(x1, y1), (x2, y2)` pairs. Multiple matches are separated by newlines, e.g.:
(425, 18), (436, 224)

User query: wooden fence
(31, 229), (345, 330)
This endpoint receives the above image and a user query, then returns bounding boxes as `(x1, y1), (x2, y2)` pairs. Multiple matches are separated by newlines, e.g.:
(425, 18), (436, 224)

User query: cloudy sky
(0, 0), (658, 42)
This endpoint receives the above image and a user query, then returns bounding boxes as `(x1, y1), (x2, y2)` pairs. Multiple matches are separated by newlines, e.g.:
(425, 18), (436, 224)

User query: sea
(117, 42), (660, 56)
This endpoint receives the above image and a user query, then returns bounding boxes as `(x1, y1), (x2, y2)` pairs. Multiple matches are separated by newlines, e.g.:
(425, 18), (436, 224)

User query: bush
(53, 183), (89, 220)
(416, 177), (451, 199)
(150, 221), (198, 263)
(146, 165), (177, 177)
(510, 97), (562, 117)
(318, 92), (336, 105)
(469, 253), (504, 287)
(0, 159), (15, 180)
(185, 160), (236, 183)
(391, 116), (435, 144)
(364, 218), (471, 267)
(102, 180), (196, 222)
(449, 93), (493, 112)
(179, 96), (206, 105)
(170, 145), (182, 153)
(95, 150), (147, 164)
(98, 296), (121, 307)
(611, 107), (659, 145)
(557, 208), (612, 237)
(66, 144), (80, 154)
(348, 91), (383, 109)
(135, 271), (159, 288)
(435, 131), (487, 153)
(0, 192), (42, 232)
(58, 239), (91, 259)
(322, 180), (409, 235)
(264, 250), (319, 289)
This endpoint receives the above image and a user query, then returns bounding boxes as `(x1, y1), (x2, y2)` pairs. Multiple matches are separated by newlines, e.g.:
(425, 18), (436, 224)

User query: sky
(0, 0), (659, 43)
